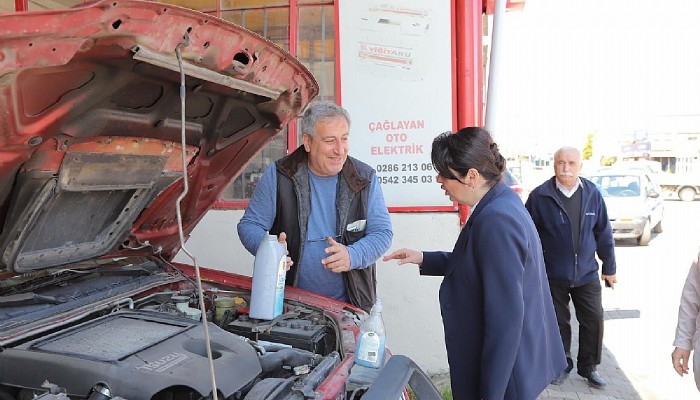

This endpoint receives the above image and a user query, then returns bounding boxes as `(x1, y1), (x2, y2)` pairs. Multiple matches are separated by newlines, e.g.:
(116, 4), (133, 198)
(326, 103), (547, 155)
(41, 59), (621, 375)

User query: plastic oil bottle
(249, 234), (287, 320)
(354, 298), (386, 368)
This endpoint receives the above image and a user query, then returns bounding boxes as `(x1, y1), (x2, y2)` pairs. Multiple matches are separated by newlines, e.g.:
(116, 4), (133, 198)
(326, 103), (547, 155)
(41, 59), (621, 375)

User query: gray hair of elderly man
(300, 101), (351, 138)
(553, 146), (582, 160)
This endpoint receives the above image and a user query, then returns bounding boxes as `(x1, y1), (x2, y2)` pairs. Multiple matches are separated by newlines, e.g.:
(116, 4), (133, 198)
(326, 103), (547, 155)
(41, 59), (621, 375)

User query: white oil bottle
(354, 298), (386, 368)
(249, 234), (287, 320)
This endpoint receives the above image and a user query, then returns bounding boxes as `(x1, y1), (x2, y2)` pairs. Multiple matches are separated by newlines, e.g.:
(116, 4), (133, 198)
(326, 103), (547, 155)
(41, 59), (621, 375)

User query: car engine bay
(0, 258), (353, 400)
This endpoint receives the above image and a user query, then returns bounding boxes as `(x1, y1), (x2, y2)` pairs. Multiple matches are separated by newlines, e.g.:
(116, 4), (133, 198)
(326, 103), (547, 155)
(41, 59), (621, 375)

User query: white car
(586, 169), (664, 246)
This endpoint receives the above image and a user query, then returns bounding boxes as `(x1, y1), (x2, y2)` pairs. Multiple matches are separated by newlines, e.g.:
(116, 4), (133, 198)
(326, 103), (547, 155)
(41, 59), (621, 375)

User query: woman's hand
(383, 248), (423, 267)
(672, 347), (691, 376)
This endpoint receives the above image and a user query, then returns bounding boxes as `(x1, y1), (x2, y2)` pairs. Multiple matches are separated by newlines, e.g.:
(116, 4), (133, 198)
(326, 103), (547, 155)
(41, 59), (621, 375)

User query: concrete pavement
(538, 289), (699, 400)
(537, 308), (644, 400)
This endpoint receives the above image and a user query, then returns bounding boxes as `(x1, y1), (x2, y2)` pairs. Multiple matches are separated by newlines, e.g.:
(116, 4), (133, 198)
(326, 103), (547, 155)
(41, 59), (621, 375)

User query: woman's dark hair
(431, 127), (506, 187)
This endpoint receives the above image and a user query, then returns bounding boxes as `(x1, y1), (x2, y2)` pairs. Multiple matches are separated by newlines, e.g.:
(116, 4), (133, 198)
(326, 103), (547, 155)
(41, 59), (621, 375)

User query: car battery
(227, 315), (328, 355)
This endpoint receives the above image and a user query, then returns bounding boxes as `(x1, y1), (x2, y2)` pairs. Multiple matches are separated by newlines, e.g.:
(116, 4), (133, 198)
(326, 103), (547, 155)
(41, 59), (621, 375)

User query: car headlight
(616, 216), (646, 223)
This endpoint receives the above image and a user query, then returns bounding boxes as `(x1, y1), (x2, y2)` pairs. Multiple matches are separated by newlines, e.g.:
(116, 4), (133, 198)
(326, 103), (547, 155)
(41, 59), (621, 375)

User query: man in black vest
(525, 147), (617, 389)
(238, 101), (393, 312)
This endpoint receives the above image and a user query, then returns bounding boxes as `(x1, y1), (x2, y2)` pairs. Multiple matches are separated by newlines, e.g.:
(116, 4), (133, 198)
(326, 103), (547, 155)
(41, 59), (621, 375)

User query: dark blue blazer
(422, 181), (566, 400)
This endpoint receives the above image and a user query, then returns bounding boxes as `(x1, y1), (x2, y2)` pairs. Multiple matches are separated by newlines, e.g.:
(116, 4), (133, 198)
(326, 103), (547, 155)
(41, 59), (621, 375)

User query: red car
(0, 2), (439, 399)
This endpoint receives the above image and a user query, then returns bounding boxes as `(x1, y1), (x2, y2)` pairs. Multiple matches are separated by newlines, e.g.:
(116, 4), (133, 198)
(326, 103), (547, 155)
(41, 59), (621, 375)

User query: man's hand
(322, 236), (350, 273)
(602, 274), (616, 289)
(277, 232), (293, 271)
(672, 347), (691, 376)
(383, 248), (423, 267)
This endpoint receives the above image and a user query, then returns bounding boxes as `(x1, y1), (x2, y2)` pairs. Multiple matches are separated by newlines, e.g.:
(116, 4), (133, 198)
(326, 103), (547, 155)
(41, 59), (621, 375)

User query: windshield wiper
(0, 292), (66, 307)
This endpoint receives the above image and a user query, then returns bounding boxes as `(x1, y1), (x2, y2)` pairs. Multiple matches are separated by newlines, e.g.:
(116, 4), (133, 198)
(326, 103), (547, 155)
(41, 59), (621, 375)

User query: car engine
(0, 263), (346, 400)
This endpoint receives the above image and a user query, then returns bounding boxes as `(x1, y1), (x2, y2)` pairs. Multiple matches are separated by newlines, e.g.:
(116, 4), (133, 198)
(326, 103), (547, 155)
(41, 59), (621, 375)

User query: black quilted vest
(270, 145), (376, 312)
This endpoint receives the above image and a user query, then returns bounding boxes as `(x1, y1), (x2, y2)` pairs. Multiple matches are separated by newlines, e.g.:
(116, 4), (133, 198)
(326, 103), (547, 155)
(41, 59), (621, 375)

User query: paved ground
(537, 308), (645, 400)
(538, 287), (699, 400)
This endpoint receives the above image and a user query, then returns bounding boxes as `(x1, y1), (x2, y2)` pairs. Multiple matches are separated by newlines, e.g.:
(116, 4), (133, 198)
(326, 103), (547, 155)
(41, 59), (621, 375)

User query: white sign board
(338, 0), (455, 209)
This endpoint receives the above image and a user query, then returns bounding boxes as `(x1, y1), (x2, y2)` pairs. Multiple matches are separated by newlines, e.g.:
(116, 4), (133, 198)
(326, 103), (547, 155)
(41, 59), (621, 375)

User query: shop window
(298, 5), (335, 102)
(221, 7), (290, 51)
(295, 4), (336, 148)
(156, 0), (216, 11)
(218, 5), (291, 203)
(218, 3), (337, 204)
(221, 0), (288, 7)
(218, 127), (288, 202)
(26, 0), (83, 10)
(0, 0), (15, 11)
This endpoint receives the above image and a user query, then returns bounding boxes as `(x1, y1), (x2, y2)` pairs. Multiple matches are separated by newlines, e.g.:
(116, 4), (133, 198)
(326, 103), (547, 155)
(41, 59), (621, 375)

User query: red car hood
(0, 0), (317, 273)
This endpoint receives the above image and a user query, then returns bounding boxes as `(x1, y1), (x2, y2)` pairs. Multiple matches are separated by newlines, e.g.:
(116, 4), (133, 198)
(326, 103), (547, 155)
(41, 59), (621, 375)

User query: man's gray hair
(554, 146), (582, 160)
(300, 101), (351, 137)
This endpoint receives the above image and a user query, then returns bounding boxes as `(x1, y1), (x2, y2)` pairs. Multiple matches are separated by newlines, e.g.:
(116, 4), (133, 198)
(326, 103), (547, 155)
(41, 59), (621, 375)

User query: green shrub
(440, 387), (453, 400)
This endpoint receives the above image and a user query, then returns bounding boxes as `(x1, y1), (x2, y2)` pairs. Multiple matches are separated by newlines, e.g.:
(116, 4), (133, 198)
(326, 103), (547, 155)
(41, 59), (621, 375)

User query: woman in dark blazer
(384, 127), (566, 400)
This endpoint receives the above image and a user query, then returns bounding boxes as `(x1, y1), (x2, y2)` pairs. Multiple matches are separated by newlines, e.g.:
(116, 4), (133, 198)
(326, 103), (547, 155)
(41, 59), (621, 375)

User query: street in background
(542, 199), (700, 399)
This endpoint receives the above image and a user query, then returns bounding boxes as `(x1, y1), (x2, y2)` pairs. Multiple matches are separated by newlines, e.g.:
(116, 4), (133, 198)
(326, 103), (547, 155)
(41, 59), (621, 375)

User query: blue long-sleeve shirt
(238, 162), (392, 300)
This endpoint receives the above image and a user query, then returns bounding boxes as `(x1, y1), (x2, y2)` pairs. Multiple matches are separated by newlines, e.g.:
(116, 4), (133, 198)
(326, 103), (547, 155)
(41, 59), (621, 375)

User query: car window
(589, 175), (641, 197)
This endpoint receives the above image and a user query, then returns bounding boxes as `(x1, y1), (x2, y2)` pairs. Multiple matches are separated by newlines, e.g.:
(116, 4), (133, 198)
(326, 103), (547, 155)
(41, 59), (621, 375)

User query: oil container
(249, 234), (287, 320)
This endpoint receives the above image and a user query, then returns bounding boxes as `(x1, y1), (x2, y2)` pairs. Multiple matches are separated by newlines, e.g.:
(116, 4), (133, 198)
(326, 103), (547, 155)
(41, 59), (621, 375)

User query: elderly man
(525, 147), (617, 389)
(238, 101), (393, 312)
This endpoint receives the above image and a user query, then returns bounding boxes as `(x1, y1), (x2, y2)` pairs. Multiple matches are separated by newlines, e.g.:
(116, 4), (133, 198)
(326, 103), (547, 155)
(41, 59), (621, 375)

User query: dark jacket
(525, 177), (616, 287)
(421, 182), (566, 400)
(270, 146), (377, 312)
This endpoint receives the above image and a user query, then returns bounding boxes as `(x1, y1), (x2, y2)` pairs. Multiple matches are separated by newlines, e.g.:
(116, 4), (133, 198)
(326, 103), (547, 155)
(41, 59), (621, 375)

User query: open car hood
(0, 0), (318, 274)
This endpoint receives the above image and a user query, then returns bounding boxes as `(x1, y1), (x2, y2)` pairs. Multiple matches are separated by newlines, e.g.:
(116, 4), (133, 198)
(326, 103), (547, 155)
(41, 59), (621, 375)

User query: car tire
(653, 220), (663, 233)
(679, 187), (696, 202)
(637, 220), (651, 246)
